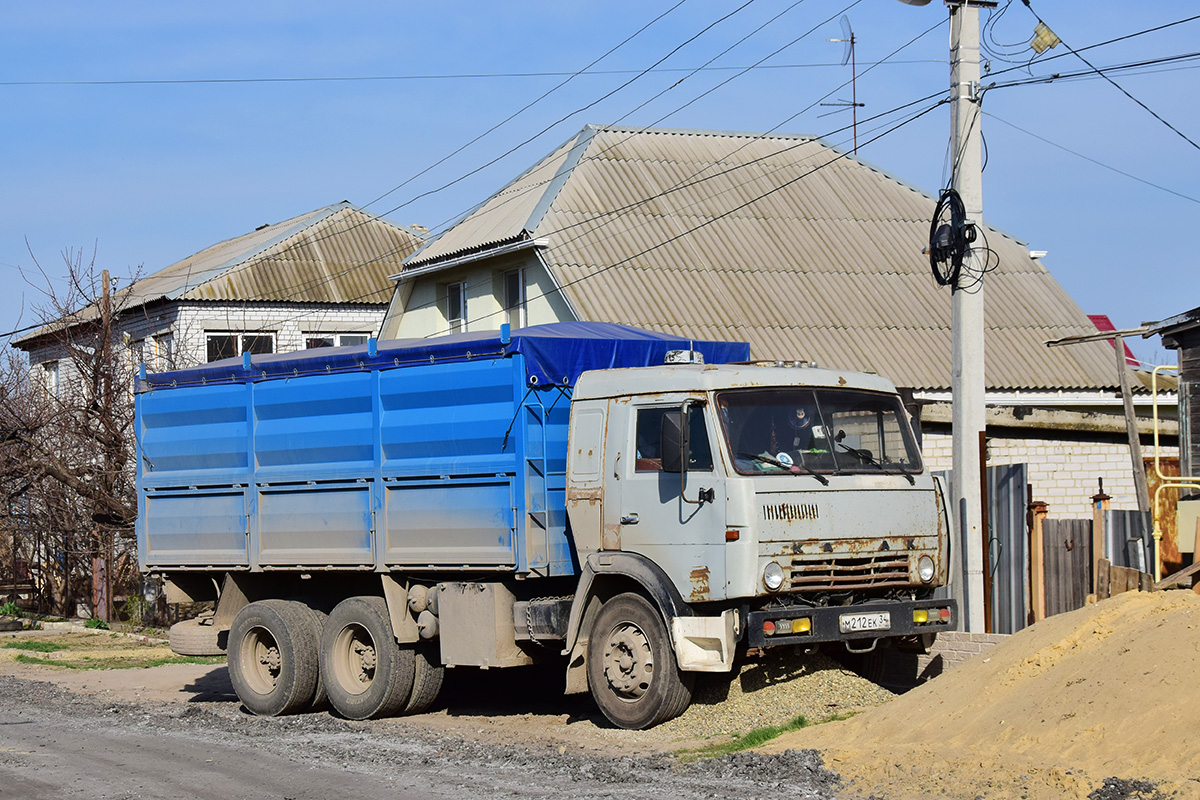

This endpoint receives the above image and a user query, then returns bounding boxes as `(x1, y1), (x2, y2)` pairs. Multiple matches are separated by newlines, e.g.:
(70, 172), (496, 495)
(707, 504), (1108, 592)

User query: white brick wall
(167, 302), (386, 368)
(922, 430), (1178, 519)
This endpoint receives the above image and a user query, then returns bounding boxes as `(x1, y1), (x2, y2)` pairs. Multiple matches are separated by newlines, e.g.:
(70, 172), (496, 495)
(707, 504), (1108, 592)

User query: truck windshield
(716, 388), (922, 477)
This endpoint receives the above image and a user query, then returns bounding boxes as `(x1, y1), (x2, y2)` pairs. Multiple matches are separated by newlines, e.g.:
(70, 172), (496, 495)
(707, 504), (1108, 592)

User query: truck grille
(789, 554), (910, 590)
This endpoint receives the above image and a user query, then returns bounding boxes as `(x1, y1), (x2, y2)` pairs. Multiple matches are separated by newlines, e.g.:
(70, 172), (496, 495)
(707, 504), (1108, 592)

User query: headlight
(918, 555), (936, 583)
(763, 561), (784, 591)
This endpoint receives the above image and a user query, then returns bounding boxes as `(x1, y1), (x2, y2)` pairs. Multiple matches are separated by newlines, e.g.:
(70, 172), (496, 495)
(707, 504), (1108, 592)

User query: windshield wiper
(835, 442), (915, 485)
(738, 452), (829, 485)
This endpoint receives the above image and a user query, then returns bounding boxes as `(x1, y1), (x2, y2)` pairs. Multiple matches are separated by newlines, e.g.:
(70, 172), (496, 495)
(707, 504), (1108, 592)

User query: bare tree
(0, 249), (141, 617)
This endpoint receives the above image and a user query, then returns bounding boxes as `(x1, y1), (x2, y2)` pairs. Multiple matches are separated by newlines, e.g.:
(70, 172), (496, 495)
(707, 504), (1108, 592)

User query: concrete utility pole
(898, 0), (994, 631)
(949, 1), (989, 633)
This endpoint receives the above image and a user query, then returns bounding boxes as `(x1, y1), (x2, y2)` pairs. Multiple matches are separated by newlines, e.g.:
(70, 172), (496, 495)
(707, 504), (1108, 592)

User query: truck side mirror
(661, 410), (685, 474)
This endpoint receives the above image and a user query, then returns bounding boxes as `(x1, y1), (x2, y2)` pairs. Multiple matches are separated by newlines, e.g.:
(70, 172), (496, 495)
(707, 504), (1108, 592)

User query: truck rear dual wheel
(228, 600), (322, 716)
(403, 640), (445, 715)
(586, 593), (694, 730)
(321, 596), (416, 720)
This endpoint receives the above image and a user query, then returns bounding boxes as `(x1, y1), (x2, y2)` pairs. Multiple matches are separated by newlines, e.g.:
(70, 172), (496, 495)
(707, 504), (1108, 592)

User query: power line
(205, 9), (943, 327)
(987, 51), (1200, 90)
(195, 86), (950, 343)
(1018, 1), (1200, 151)
(982, 111), (1200, 205)
(135, 1), (763, 307)
(168, 0), (863, 309)
(984, 11), (1200, 80)
(435, 100), (947, 337)
(416, 11), (939, 261)
(24, 5), (937, 324)
(368, 0), (766, 222)
(0, 61), (944, 88)
(361, 0), (691, 211)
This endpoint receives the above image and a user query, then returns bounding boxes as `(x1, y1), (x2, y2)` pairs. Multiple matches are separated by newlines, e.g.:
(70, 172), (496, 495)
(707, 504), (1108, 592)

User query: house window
(153, 333), (174, 370)
(206, 332), (275, 363)
(444, 282), (466, 334)
(43, 361), (60, 397)
(304, 333), (371, 349)
(503, 269), (526, 329)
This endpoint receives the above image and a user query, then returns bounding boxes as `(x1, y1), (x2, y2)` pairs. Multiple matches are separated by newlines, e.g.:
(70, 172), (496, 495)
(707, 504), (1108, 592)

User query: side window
(444, 282), (466, 333)
(634, 407), (713, 473)
(502, 268), (526, 329)
(206, 333), (237, 362)
(206, 332), (276, 362)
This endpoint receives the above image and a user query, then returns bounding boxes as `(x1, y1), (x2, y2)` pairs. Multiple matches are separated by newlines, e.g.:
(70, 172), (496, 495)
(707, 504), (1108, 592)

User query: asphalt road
(0, 675), (840, 800)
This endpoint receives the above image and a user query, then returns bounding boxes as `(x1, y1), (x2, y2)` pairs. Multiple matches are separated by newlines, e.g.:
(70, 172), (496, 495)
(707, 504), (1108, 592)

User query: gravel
(0, 673), (847, 799)
(659, 648), (896, 739)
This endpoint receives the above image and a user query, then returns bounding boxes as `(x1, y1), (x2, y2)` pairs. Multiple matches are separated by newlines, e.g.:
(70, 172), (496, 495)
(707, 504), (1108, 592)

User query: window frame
(205, 331), (276, 363)
(502, 268), (526, 330)
(303, 332), (371, 349)
(443, 281), (466, 334)
(632, 404), (714, 474)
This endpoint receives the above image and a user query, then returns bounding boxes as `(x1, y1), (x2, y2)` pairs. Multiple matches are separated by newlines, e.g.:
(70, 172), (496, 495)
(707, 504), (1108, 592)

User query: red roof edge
(1088, 314), (1139, 367)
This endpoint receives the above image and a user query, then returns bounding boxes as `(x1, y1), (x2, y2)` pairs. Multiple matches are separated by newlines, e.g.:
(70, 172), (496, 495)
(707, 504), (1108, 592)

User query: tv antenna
(822, 15), (863, 152)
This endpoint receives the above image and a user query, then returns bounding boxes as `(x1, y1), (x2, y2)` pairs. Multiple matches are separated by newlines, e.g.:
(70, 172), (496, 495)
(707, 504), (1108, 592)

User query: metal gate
(987, 464), (1029, 634)
(1105, 510), (1154, 573)
(934, 464), (1030, 634)
(1041, 518), (1092, 617)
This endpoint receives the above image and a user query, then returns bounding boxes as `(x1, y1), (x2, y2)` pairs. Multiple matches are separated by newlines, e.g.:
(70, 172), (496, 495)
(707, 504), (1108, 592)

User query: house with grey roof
(18, 201), (425, 379)
(380, 124), (1174, 517)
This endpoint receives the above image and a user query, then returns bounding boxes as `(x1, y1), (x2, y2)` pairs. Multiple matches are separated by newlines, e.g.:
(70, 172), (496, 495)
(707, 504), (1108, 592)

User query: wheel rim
(331, 623), (377, 696)
(239, 625), (282, 695)
(601, 621), (655, 702)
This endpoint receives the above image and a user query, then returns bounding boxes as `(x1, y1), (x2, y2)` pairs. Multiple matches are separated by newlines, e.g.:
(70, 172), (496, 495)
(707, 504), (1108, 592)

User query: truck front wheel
(586, 593), (694, 729)
(228, 600), (321, 716)
(320, 596), (415, 720)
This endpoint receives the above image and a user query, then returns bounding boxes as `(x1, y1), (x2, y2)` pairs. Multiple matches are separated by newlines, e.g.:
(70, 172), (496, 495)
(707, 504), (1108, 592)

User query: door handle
(620, 513), (639, 525)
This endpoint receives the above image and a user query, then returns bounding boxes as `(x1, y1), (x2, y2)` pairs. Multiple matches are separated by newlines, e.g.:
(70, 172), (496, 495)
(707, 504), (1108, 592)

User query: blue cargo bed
(135, 323), (748, 576)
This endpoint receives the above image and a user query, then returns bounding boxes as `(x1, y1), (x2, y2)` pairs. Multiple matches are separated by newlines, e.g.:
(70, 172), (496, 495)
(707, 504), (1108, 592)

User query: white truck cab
(562, 360), (955, 721)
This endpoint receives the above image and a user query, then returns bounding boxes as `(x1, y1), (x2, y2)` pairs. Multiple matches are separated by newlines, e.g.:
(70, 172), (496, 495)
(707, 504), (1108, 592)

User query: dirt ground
(3, 592), (1199, 799)
(766, 589), (1200, 800)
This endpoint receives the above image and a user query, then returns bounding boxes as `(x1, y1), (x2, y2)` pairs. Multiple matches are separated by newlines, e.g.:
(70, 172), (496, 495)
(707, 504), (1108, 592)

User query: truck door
(608, 398), (727, 603)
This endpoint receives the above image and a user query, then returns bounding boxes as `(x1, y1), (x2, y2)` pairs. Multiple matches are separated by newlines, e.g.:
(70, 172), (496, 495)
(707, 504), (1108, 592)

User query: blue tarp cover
(138, 322), (750, 392)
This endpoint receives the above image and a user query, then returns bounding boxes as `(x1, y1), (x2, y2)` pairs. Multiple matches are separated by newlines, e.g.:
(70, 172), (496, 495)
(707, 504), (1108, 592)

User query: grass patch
(678, 712), (859, 761)
(14, 653), (62, 667)
(3, 640), (67, 653)
(140, 655), (224, 669)
(13, 652), (223, 670)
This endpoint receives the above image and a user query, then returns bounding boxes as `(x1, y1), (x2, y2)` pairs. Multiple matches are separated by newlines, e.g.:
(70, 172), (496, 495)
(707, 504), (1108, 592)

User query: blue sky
(2, 0), (1196, 364)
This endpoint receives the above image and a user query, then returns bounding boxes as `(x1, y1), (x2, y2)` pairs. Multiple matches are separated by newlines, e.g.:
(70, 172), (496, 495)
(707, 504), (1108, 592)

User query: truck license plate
(839, 611), (891, 634)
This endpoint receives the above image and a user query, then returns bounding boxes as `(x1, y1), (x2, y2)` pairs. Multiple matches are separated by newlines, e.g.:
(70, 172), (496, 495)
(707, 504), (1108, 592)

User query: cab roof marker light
(665, 349), (704, 365)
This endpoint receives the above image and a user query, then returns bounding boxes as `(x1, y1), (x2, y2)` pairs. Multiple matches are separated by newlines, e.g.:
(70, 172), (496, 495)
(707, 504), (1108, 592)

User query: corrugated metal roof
(152, 202), (422, 304)
(17, 203), (424, 346)
(404, 125), (1119, 392)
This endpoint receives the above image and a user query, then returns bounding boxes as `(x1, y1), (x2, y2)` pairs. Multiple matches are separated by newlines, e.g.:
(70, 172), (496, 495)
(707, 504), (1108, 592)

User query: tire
(402, 640), (444, 715)
(303, 605), (329, 711)
(320, 596), (414, 720)
(227, 600), (321, 716)
(169, 617), (225, 657)
(586, 592), (694, 730)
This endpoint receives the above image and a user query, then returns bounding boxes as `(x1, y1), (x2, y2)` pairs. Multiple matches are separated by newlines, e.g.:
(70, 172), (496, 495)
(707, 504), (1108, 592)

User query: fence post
(1028, 499), (1048, 623)
(1092, 479), (1112, 595)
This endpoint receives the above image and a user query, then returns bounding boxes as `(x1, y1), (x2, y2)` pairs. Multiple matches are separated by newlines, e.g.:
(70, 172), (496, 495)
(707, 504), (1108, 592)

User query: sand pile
(764, 589), (1200, 800)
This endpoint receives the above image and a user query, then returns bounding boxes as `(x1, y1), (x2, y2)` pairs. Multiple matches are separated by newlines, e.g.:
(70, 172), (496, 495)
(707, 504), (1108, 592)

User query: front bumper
(746, 597), (957, 648)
